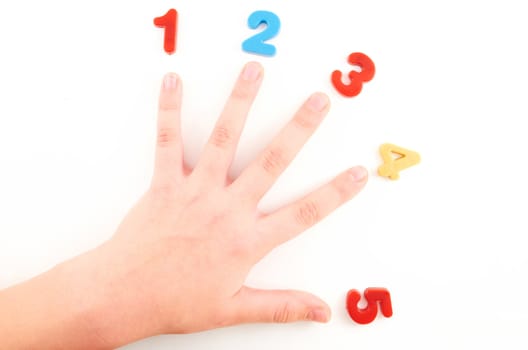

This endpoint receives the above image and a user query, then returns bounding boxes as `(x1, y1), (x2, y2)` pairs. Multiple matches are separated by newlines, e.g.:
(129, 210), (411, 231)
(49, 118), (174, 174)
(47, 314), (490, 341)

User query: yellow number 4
(378, 143), (420, 180)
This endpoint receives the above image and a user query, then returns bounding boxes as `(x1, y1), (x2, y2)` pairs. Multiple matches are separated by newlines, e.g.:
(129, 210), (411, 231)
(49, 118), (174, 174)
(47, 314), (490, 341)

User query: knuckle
(293, 111), (319, 129)
(228, 238), (254, 260)
(332, 174), (357, 201)
(273, 303), (295, 323)
(261, 149), (285, 175)
(159, 101), (180, 112)
(231, 82), (252, 100)
(149, 182), (176, 201)
(295, 200), (320, 227)
(159, 105), (178, 113)
(159, 95), (181, 111)
(210, 312), (233, 329)
(157, 127), (177, 147)
(211, 125), (232, 148)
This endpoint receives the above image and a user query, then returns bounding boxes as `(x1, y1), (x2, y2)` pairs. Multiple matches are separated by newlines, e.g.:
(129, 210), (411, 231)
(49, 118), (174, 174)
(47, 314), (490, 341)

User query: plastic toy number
(378, 143), (421, 180)
(332, 52), (375, 97)
(242, 11), (281, 57)
(346, 288), (393, 325)
(154, 9), (178, 54)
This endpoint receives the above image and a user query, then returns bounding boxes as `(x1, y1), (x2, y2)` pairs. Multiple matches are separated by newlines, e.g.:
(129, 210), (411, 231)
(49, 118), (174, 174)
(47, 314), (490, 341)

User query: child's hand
(0, 62), (368, 349)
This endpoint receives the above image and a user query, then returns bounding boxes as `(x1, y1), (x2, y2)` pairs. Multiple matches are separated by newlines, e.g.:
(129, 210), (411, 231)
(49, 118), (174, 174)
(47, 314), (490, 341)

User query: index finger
(193, 62), (263, 185)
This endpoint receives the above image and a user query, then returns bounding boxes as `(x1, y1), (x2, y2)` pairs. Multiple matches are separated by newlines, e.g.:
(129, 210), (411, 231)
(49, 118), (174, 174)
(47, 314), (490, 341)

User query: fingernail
(242, 62), (262, 81)
(307, 93), (329, 112)
(309, 308), (329, 323)
(163, 73), (179, 90)
(348, 166), (368, 182)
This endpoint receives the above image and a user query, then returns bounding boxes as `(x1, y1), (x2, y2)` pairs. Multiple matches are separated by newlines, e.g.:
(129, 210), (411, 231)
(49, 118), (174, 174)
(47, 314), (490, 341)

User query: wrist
(56, 242), (167, 348)
(0, 256), (111, 350)
(53, 251), (115, 349)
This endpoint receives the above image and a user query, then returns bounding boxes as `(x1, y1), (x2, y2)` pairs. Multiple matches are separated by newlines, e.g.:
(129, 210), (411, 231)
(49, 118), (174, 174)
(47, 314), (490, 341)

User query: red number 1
(346, 287), (393, 324)
(154, 9), (178, 54)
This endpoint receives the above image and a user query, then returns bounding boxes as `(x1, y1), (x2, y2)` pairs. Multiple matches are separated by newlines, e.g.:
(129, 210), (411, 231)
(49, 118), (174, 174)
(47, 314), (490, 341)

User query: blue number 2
(242, 11), (281, 57)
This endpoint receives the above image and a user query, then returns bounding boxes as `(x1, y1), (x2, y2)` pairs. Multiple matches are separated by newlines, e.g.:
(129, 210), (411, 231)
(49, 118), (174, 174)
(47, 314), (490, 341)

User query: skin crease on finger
(0, 62), (368, 350)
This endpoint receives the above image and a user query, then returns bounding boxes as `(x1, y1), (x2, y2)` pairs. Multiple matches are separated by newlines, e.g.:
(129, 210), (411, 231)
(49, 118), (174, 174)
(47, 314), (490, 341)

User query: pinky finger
(256, 166), (368, 252)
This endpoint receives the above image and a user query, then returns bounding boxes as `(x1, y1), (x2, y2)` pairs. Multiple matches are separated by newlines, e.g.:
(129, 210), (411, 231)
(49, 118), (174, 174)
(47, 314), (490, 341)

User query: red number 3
(346, 287), (393, 324)
(332, 52), (375, 97)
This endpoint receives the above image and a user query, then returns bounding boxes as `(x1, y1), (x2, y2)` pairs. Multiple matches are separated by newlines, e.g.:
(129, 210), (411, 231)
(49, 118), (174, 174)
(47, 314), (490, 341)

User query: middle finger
(231, 92), (330, 202)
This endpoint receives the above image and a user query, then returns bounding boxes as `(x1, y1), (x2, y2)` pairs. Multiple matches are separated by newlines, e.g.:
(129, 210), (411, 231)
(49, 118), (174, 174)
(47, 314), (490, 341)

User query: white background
(1, 0), (527, 349)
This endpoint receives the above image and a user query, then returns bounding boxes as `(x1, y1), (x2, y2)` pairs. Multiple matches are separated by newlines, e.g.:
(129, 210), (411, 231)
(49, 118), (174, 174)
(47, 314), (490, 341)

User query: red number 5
(332, 52), (375, 97)
(346, 287), (393, 324)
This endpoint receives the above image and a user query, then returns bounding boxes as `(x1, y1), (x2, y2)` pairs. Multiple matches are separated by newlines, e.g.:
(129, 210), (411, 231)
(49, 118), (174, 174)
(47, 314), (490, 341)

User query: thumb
(229, 286), (331, 324)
